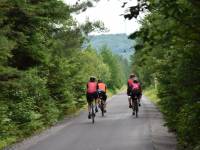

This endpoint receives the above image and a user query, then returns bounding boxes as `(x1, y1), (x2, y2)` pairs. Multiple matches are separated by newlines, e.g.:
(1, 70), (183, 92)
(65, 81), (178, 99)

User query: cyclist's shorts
(127, 87), (132, 96)
(131, 90), (141, 99)
(86, 92), (98, 103)
(98, 91), (107, 101)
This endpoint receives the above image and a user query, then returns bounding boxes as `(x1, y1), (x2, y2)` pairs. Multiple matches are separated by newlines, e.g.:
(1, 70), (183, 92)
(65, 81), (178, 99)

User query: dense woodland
(88, 34), (134, 59)
(129, 0), (200, 149)
(0, 0), (129, 148)
(1, 0), (199, 149)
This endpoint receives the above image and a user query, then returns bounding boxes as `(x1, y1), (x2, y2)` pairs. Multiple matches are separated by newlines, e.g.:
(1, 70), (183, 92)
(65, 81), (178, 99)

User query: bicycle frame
(131, 96), (139, 118)
(98, 97), (105, 117)
(90, 101), (95, 124)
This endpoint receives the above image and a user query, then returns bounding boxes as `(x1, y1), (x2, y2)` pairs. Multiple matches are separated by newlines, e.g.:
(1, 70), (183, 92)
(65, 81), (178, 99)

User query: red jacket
(87, 82), (97, 93)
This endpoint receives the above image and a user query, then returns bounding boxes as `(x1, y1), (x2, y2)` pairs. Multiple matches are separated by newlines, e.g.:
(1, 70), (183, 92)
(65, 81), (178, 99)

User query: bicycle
(99, 96), (105, 117)
(90, 101), (95, 123)
(131, 95), (139, 118)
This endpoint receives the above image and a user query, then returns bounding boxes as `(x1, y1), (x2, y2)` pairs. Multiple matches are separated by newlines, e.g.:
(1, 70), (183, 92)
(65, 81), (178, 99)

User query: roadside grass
(107, 85), (126, 97)
(144, 86), (160, 105)
(0, 137), (17, 150)
(117, 85), (127, 93)
(1, 106), (81, 150)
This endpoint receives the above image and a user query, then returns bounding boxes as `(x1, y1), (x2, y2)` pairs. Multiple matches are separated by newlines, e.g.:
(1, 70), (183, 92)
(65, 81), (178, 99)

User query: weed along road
(9, 94), (177, 150)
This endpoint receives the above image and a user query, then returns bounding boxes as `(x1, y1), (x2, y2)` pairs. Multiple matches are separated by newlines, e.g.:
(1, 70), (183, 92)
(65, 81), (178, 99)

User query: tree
(0, 0), (107, 148)
(128, 0), (200, 149)
(100, 46), (125, 90)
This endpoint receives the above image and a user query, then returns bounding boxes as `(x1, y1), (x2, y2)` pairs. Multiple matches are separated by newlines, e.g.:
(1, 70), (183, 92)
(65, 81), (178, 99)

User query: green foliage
(144, 86), (160, 104)
(79, 45), (129, 92)
(177, 104), (200, 149)
(0, 0), (129, 148)
(130, 0), (200, 149)
(79, 47), (111, 83)
(100, 46), (127, 90)
(88, 33), (134, 59)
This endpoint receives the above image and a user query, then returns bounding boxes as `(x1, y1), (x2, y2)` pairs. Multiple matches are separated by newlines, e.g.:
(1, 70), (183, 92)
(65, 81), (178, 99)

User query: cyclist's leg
(131, 92), (136, 109)
(131, 96), (136, 115)
(87, 93), (92, 119)
(128, 96), (132, 108)
(128, 90), (133, 108)
(94, 92), (98, 112)
(88, 102), (92, 118)
(86, 93), (90, 112)
(104, 92), (107, 100)
(136, 91), (141, 106)
(103, 92), (107, 112)
(138, 95), (141, 106)
(97, 92), (101, 107)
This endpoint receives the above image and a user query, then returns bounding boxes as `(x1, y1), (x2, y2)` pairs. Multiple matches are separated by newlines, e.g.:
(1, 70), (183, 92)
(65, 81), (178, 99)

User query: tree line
(128, 0), (200, 149)
(0, 0), (129, 148)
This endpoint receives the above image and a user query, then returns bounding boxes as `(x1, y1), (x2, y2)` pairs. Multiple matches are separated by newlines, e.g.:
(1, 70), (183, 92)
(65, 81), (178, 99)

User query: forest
(0, 0), (129, 148)
(1, 0), (200, 150)
(129, 0), (200, 149)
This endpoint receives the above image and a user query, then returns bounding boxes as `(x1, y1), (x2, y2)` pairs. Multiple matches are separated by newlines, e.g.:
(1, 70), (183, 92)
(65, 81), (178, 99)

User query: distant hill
(87, 34), (135, 59)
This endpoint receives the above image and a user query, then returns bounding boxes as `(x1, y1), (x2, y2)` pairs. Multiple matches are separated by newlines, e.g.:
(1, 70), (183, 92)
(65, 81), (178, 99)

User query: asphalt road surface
(7, 93), (177, 150)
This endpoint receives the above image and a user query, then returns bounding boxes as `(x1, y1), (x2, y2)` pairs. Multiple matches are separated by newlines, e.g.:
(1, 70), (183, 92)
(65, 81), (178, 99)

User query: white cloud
(64, 0), (141, 35)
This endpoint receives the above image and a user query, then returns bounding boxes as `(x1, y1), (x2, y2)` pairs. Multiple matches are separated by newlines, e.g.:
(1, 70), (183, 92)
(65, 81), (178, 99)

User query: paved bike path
(7, 93), (177, 150)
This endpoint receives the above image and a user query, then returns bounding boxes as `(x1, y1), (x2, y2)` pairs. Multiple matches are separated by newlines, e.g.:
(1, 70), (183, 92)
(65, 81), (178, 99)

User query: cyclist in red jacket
(86, 76), (98, 119)
(131, 79), (142, 106)
(127, 74), (136, 108)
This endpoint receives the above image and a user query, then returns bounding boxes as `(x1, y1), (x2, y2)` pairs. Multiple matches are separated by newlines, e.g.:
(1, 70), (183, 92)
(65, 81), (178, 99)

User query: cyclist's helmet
(133, 78), (139, 83)
(90, 76), (96, 82)
(98, 79), (102, 83)
(129, 74), (135, 78)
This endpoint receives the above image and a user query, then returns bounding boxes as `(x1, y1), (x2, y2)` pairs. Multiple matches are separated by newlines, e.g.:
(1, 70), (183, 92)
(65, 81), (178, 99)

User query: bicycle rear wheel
(134, 98), (139, 118)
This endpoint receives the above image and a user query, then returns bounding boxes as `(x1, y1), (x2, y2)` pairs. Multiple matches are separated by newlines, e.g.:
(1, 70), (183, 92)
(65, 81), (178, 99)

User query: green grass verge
(144, 86), (160, 105)
(0, 137), (17, 149)
(107, 85), (126, 97)
(0, 108), (81, 150)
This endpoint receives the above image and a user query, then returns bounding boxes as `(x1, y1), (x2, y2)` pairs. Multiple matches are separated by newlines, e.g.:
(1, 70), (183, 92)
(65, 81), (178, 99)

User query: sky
(65, 0), (142, 35)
